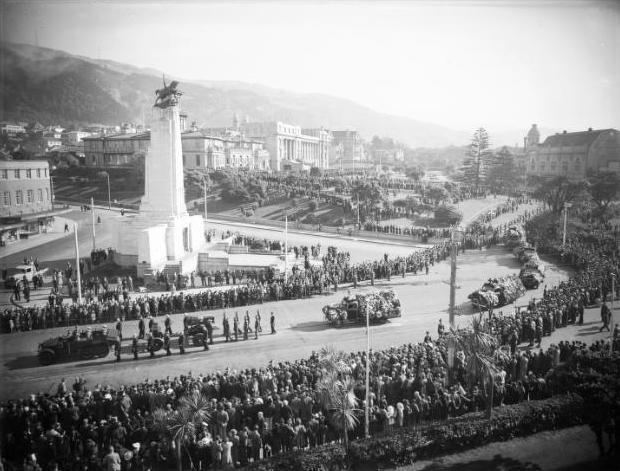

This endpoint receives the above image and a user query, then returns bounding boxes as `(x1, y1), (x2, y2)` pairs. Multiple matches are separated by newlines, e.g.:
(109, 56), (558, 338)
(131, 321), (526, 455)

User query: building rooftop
(541, 128), (616, 148)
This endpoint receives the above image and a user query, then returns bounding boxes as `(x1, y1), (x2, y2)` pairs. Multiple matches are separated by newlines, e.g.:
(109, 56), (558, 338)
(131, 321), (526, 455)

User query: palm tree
(449, 314), (507, 419)
(152, 391), (211, 471)
(317, 346), (361, 451)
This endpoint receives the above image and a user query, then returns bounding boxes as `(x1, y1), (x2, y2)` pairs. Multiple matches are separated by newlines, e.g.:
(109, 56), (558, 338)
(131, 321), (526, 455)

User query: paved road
(0, 246), (590, 402)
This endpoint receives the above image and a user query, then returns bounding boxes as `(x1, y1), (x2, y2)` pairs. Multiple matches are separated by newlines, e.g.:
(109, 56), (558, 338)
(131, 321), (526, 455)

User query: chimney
(588, 127), (593, 132)
(563, 130), (567, 134)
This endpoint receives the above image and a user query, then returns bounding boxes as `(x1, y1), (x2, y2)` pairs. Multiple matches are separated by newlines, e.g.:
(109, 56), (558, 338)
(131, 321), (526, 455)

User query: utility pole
(611, 273), (616, 354)
(449, 226), (464, 329)
(284, 211), (288, 283)
(357, 195), (360, 230)
(90, 197), (96, 251)
(74, 223), (83, 304)
(364, 308), (370, 438)
(105, 173), (111, 210)
(203, 177), (208, 222)
(562, 202), (571, 246)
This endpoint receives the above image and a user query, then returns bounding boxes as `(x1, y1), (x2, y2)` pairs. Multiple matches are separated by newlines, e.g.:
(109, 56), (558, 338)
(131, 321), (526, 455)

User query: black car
(38, 329), (118, 365)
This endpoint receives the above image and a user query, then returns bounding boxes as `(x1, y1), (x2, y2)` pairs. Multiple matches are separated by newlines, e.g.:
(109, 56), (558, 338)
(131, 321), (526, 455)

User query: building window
(36, 168), (41, 178)
(46, 188), (50, 201)
(196, 155), (201, 166)
(183, 155), (186, 165)
(15, 190), (23, 205)
(15, 169), (21, 179)
(2, 191), (9, 206)
(27, 189), (34, 203)
(26, 169), (32, 178)
(0, 169), (7, 179)
(44, 168), (48, 177)
(38, 189), (43, 202)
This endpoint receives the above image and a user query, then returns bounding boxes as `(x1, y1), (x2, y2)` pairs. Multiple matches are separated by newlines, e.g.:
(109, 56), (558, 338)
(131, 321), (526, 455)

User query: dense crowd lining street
(2, 196), (619, 471)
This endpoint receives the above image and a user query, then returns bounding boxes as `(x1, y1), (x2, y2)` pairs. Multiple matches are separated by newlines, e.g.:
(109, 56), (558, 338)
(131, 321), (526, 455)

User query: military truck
(38, 328), (118, 365)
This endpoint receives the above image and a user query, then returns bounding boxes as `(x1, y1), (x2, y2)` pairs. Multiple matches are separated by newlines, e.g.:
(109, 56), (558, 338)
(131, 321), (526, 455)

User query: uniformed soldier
(233, 313), (239, 342)
(164, 333), (171, 356)
(115, 318), (123, 341)
(243, 317), (249, 340)
(270, 312), (276, 334)
(147, 333), (155, 358)
(115, 336), (122, 362)
(178, 332), (185, 354)
(138, 316), (145, 339)
(205, 318), (214, 344)
(131, 334), (139, 360)
(223, 313), (231, 342)
(164, 315), (172, 335)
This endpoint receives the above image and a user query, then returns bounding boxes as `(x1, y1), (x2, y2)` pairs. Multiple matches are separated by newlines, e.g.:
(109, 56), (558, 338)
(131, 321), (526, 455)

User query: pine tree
(459, 128), (492, 192)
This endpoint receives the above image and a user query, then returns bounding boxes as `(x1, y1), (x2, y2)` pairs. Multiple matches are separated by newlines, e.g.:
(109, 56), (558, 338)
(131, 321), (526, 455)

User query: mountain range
(0, 42), (549, 148)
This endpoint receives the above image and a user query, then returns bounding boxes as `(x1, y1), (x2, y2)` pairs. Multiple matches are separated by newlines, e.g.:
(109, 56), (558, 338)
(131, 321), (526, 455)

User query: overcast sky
(3, 0), (619, 133)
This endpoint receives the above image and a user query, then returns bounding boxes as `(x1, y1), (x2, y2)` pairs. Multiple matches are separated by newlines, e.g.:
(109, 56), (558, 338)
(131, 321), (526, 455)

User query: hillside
(0, 42), (474, 147)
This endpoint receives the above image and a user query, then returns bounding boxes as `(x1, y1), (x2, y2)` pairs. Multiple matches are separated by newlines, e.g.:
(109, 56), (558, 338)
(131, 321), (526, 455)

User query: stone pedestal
(114, 105), (205, 274)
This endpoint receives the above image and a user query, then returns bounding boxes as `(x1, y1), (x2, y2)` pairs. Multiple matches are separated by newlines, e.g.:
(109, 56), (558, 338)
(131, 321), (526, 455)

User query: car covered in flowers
(323, 289), (401, 327)
(519, 267), (545, 289)
(468, 275), (526, 310)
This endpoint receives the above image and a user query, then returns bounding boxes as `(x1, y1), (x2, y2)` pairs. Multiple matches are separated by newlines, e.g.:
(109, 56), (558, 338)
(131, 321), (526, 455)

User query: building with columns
(84, 130), (270, 171)
(240, 121), (331, 171)
(525, 125), (620, 179)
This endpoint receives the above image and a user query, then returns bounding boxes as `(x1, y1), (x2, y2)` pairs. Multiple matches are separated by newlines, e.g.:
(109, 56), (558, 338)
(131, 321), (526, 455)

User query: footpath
(0, 215), (75, 260)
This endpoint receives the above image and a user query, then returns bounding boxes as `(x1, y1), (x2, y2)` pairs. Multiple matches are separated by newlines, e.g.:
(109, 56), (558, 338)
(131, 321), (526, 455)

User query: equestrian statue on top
(154, 76), (182, 109)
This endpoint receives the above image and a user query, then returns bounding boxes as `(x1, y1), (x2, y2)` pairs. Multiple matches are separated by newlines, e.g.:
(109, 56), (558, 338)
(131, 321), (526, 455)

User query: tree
(152, 391), (211, 471)
(310, 166), (322, 177)
(587, 171), (620, 218)
(485, 146), (521, 192)
(532, 176), (586, 214)
(316, 346), (360, 451)
(426, 186), (449, 206)
(459, 128), (492, 192)
(450, 314), (507, 419)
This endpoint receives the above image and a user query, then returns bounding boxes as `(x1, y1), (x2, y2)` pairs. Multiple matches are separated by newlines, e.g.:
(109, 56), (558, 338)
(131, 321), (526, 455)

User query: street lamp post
(74, 223), (83, 304)
(106, 173), (111, 211)
(203, 177), (208, 222)
(611, 273), (616, 354)
(364, 309), (371, 437)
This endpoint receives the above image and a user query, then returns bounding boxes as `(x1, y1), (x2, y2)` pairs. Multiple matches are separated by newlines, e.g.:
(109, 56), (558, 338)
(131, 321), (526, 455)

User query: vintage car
(38, 328), (118, 365)
(3, 264), (47, 289)
(519, 268), (545, 289)
(323, 290), (401, 327)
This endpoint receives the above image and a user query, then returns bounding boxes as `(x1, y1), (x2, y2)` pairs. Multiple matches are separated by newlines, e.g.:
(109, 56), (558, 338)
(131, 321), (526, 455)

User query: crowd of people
(1, 206), (619, 469)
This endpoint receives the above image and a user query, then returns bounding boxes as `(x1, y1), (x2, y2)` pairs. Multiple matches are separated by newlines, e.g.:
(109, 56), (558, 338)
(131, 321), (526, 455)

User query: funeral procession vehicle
(323, 290), (401, 327)
(38, 328), (119, 365)
(468, 275), (526, 311)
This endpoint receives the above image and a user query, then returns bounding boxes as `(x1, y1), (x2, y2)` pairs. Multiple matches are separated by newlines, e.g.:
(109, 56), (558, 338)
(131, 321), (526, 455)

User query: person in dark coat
(270, 312), (276, 334)
(138, 316), (145, 339)
(131, 335), (139, 360)
(178, 332), (185, 354)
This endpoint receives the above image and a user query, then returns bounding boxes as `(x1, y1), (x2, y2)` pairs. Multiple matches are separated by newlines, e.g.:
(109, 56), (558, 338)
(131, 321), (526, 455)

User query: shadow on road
(4, 355), (42, 370)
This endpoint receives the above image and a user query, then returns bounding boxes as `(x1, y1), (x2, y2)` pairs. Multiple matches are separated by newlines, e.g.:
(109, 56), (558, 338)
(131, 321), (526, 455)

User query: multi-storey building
(330, 130), (367, 170)
(0, 160), (56, 246)
(240, 121), (331, 171)
(83, 132), (150, 167)
(84, 131), (271, 171)
(525, 125), (620, 179)
(0, 122), (26, 136)
(63, 131), (92, 145)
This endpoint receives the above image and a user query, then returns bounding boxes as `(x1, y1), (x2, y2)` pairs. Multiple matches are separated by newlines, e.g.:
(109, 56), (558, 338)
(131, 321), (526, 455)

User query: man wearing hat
(131, 335), (139, 360)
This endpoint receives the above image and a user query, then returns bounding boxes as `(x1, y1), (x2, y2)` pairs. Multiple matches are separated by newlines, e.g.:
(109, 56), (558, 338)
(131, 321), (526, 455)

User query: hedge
(245, 394), (584, 470)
